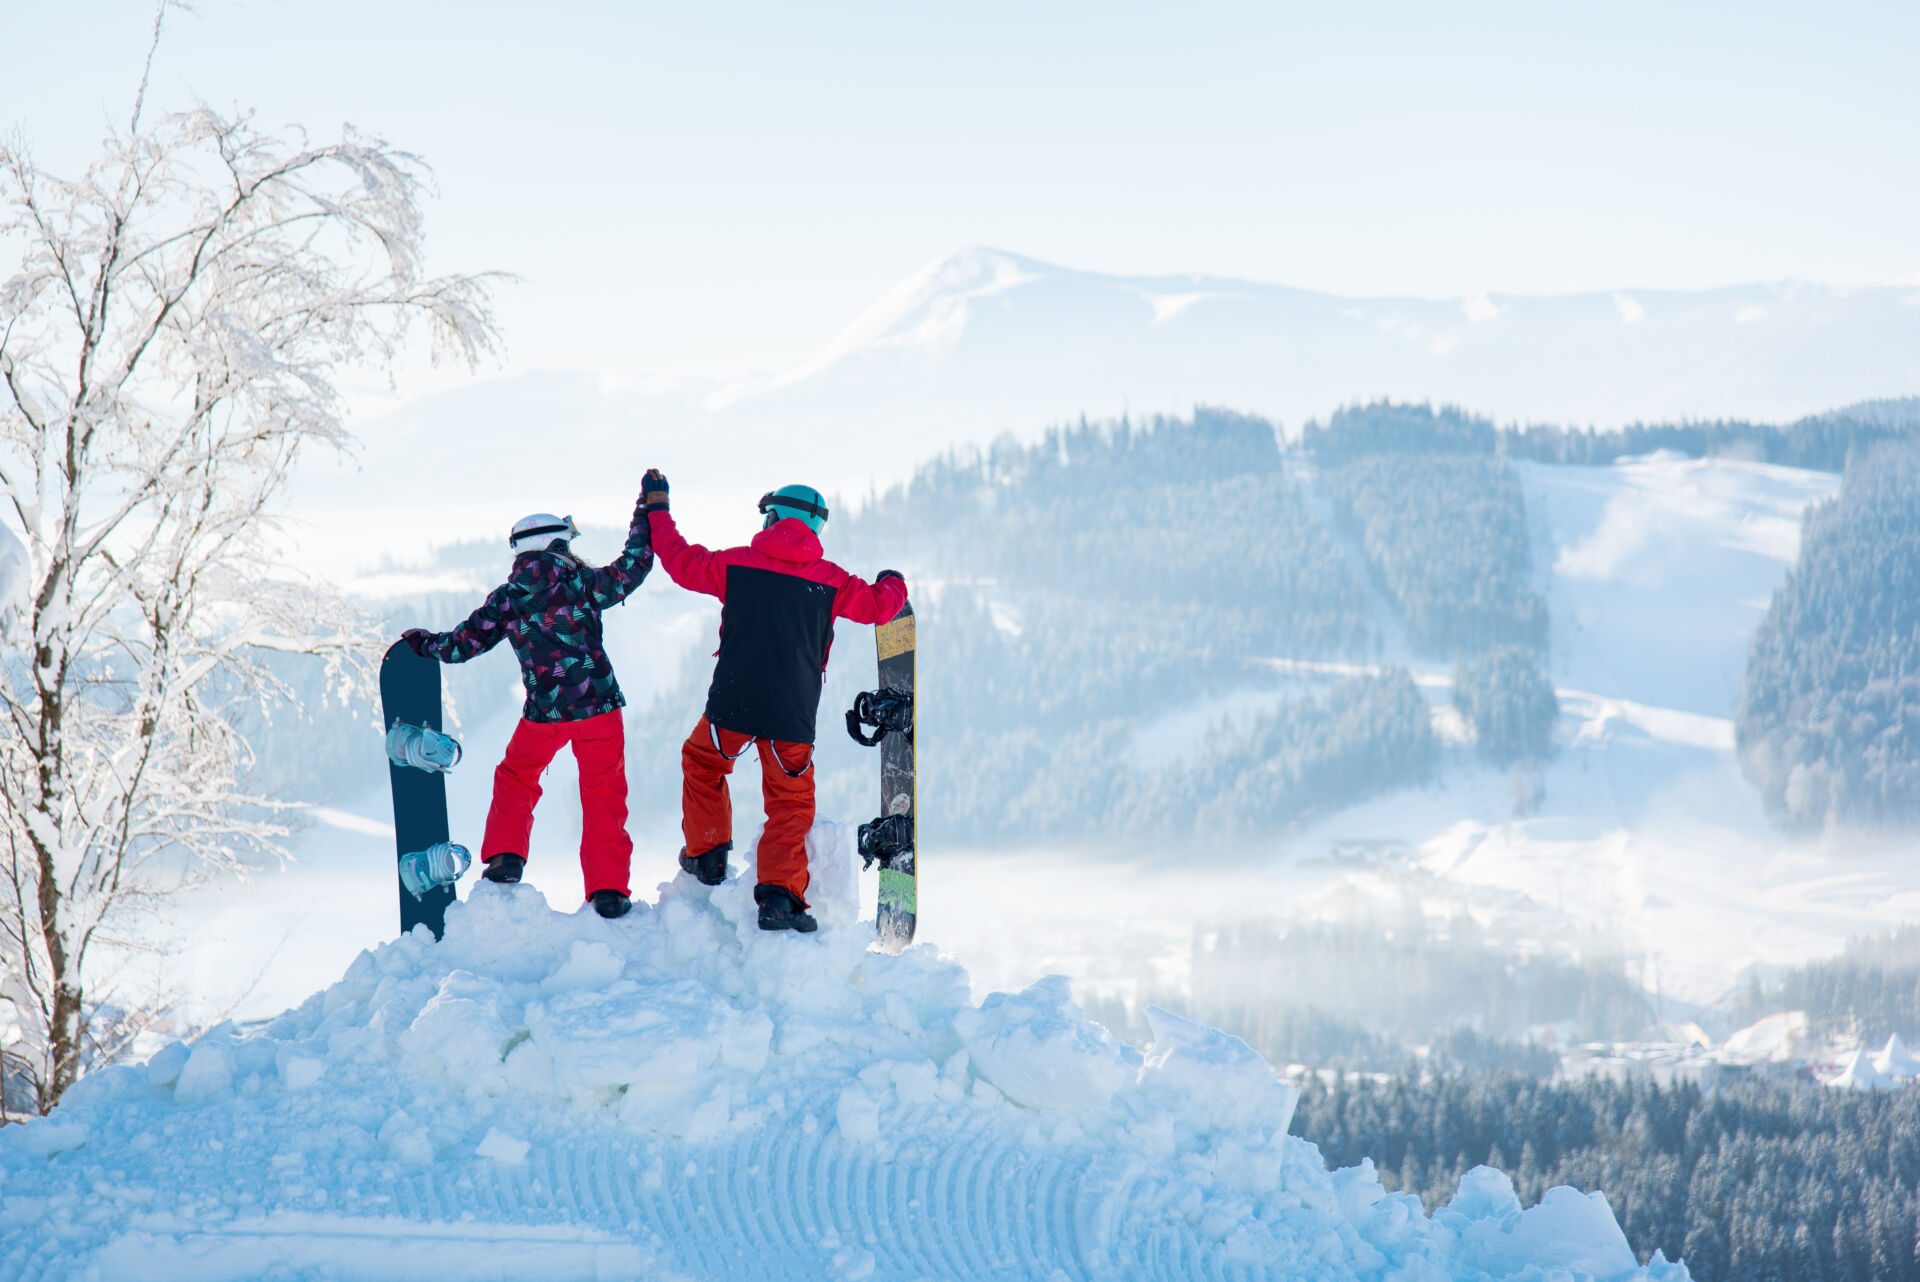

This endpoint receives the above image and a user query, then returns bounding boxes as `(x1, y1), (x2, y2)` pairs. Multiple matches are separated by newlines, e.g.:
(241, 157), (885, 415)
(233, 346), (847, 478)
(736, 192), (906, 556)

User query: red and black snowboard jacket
(421, 508), (654, 723)
(649, 512), (908, 744)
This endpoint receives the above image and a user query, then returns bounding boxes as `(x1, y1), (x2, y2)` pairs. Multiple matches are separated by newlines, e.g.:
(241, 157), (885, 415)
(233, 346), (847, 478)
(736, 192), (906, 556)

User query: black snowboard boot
(678, 843), (730, 887)
(481, 853), (525, 884)
(590, 889), (632, 919)
(754, 884), (817, 933)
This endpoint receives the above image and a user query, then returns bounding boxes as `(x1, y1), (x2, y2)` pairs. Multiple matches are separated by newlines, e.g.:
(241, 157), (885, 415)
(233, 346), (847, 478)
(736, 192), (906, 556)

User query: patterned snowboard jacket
(421, 508), (654, 723)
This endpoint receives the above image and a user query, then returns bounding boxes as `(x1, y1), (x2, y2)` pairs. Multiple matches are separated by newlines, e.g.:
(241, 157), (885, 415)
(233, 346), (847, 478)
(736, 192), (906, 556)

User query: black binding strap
(845, 690), (911, 747)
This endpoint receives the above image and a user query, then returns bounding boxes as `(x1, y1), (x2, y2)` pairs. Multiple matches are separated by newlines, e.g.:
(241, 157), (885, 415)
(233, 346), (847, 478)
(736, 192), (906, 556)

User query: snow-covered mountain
(0, 826), (1684, 1282)
(720, 247), (1920, 434)
(286, 249), (1920, 578)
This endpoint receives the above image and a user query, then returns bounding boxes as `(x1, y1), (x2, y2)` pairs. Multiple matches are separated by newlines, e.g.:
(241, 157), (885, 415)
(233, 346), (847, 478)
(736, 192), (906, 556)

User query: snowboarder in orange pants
(641, 469), (908, 931)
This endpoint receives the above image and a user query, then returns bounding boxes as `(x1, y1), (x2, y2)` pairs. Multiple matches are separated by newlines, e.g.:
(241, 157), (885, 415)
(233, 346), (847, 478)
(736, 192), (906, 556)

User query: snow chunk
(955, 975), (1137, 1114)
(836, 1083), (882, 1145)
(145, 1040), (190, 1089)
(14, 1119), (88, 1158)
(171, 1038), (235, 1105)
(801, 821), (862, 929)
(476, 1127), (530, 1165)
(399, 971), (516, 1089)
(380, 1110), (434, 1165)
(541, 939), (625, 992)
(278, 1051), (327, 1091)
(1441, 1164), (1524, 1223)
(1443, 1168), (1640, 1278)
(1139, 1005), (1299, 1139)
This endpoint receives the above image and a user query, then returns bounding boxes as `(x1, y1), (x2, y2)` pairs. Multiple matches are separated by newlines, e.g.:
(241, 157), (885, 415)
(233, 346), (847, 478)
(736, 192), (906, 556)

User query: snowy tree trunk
(0, 16), (498, 1113)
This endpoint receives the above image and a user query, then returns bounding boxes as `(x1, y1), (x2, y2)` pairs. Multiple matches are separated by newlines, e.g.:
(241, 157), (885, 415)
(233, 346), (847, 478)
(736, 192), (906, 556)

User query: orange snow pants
(481, 710), (633, 898)
(679, 715), (814, 904)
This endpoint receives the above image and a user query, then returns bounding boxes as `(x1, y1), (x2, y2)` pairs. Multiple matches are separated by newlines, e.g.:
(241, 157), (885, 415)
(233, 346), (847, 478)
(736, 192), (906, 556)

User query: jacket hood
(750, 518), (823, 564)
(506, 548), (578, 602)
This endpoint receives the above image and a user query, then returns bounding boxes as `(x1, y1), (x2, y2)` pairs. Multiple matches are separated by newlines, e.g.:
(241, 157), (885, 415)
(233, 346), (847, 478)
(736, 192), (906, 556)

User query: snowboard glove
(400, 628), (434, 657)
(642, 468), (670, 513)
(875, 569), (904, 584)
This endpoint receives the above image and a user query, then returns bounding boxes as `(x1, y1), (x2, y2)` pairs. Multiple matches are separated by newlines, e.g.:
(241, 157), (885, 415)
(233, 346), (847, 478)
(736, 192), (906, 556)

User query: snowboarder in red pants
(641, 468), (908, 932)
(400, 494), (653, 919)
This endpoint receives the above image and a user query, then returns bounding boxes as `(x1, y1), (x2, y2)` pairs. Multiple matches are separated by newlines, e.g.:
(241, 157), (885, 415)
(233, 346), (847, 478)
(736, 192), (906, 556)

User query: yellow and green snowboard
(846, 602), (916, 952)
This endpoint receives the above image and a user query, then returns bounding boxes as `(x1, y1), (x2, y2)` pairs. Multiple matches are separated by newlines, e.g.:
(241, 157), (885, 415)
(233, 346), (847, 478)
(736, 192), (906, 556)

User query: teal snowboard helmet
(758, 484), (829, 534)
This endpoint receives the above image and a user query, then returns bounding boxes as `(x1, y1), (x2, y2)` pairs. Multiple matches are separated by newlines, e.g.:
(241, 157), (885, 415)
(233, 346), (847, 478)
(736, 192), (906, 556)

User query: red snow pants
(481, 709), (633, 897)
(679, 715), (814, 904)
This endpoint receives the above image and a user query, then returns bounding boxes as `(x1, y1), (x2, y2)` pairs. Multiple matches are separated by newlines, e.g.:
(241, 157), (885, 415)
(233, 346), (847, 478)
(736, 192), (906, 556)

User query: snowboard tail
(848, 603), (916, 952)
(380, 642), (457, 939)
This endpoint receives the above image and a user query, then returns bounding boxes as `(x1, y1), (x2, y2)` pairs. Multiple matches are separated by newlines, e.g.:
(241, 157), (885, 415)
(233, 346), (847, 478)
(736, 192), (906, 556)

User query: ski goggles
(757, 492), (830, 522)
(509, 515), (579, 547)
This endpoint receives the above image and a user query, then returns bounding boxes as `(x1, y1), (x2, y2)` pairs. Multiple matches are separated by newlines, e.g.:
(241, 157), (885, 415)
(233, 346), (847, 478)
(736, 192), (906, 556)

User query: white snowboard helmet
(509, 512), (578, 553)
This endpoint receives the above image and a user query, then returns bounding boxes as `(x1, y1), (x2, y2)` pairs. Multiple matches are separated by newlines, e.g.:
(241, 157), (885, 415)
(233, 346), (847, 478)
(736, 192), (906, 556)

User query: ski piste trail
(1, 824), (1687, 1282)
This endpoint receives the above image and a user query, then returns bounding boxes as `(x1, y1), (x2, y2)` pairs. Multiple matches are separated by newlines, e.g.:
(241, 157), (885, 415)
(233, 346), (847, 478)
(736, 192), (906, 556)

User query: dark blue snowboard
(380, 641), (456, 939)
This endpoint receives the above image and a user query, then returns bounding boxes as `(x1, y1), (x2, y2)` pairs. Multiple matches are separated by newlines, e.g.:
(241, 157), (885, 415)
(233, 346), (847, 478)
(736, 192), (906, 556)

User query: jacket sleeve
(423, 586), (512, 663)
(647, 510), (729, 600)
(832, 569), (909, 625)
(578, 504), (655, 608)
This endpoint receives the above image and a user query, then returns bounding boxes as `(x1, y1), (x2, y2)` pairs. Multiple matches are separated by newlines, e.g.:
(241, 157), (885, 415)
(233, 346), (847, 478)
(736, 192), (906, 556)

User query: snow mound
(1, 824), (1686, 1281)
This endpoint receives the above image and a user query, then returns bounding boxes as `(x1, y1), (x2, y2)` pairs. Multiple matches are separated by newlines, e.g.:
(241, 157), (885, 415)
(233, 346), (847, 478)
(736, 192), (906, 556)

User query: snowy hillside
(925, 453), (1914, 1015)
(1, 826), (1683, 1282)
(284, 248), (1920, 578)
(1265, 455), (1911, 1006)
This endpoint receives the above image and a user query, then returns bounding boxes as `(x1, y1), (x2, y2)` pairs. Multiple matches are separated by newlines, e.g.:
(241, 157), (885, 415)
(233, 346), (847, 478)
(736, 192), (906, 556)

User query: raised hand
(642, 468), (671, 512)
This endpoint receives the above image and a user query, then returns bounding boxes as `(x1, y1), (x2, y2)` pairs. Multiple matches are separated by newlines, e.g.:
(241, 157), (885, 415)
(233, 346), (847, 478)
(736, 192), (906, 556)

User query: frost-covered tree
(0, 19), (498, 1112)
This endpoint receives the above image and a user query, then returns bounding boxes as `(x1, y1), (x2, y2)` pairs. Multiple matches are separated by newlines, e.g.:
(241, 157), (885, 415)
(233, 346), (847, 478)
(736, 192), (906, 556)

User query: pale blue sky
(7, 0), (1918, 380)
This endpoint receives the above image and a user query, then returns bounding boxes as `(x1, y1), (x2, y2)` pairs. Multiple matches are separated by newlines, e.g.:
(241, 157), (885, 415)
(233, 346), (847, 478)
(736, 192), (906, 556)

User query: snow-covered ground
(2, 826), (1685, 1282)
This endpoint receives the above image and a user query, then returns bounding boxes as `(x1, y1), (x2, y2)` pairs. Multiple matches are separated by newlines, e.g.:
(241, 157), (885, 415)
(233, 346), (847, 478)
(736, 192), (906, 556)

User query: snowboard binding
(857, 813), (914, 869)
(386, 720), (463, 773)
(846, 689), (913, 747)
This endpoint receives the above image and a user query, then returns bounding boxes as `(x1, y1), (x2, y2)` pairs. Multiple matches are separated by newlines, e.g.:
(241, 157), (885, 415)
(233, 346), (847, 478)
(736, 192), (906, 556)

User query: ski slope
(2, 827), (1683, 1282)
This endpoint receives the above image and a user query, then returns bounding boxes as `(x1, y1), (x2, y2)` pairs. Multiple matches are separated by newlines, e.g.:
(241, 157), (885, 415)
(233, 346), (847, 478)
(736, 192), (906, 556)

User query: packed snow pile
(1, 825), (1686, 1281)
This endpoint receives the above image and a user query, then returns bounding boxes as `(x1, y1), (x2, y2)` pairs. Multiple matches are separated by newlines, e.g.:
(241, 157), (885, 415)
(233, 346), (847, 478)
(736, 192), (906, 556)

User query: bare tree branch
(0, 67), (497, 1113)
